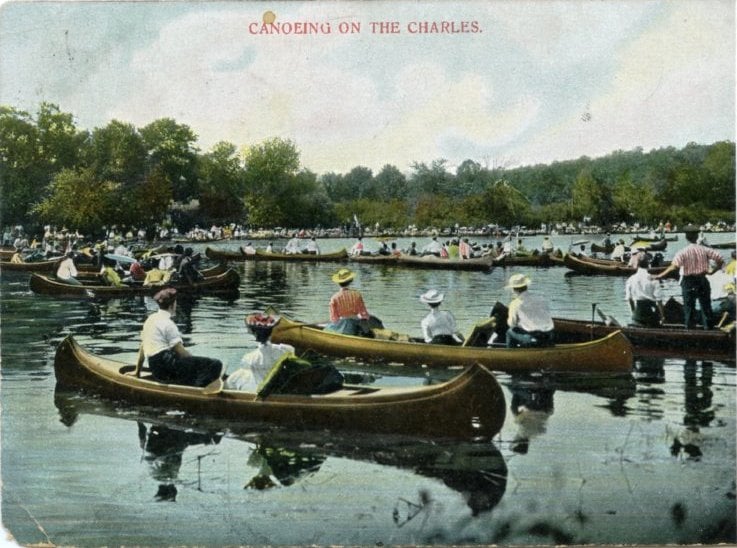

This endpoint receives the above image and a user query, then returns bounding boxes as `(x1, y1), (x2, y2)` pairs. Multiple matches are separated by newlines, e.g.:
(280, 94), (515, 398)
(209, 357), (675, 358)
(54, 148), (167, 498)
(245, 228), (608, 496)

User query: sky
(0, 0), (734, 175)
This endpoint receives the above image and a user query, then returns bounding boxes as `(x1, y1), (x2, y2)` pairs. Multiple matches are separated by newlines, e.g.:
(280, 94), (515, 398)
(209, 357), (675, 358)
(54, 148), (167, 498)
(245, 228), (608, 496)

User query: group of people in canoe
(52, 243), (207, 288)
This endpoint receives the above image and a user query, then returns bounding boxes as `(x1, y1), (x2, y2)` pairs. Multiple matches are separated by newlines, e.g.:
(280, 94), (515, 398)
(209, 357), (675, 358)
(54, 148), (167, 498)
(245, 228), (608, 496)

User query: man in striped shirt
(653, 225), (724, 329)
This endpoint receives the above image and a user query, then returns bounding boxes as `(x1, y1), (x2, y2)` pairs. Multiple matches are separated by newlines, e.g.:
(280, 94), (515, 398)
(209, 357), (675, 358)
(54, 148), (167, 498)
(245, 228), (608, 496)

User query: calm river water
(1, 233), (735, 546)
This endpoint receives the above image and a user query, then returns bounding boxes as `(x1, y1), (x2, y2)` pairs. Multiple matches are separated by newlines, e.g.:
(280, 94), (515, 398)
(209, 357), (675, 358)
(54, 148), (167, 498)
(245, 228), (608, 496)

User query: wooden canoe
(29, 269), (240, 298)
(395, 254), (494, 271)
(0, 257), (61, 273)
(491, 252), (565, 268)
(348, 254), (400, 265)
(270, 316), (633, 373)
(564, 253), (677, 278)
(53, 335), (506, 440)
(552, 317), (736, 359)
(205, 246), (248, 261)
(76, 262), (229, 279)
(630, 238), (667, 251)
(254, 248), (349, 262)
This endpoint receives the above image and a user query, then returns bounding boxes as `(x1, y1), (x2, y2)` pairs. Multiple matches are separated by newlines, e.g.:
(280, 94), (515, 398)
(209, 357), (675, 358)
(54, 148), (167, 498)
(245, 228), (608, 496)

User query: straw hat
(505, 273), (531, 290)
(331, 268), (355, 285)
(419, 289), (444, 304)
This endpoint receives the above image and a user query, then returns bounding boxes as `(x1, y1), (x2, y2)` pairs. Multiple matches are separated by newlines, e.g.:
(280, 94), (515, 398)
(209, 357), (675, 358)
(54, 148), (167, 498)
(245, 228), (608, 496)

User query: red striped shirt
(329, 288), (369, 322)
(672, 244), (724, 276)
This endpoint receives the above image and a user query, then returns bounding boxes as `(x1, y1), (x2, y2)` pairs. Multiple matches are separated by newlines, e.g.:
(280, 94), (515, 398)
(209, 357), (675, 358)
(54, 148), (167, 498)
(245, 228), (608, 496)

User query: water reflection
(508, 376), (555, 454)
(138, 422), (222, 501)
(53, 386), (508, 516)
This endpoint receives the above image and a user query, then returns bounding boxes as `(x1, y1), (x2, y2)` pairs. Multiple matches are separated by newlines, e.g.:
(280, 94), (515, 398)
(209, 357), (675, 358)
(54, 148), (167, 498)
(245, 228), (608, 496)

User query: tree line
(1, 102), (734, 237)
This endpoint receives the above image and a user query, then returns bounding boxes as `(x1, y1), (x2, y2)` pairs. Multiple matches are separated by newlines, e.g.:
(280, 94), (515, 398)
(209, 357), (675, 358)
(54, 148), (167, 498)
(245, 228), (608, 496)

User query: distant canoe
(54, 335), (506, 441)
(254, 248), (348, 262)
(708, 241), (736, 250)
(270, 316), (633, 373)
(395, 254), (494, 271)
(564, 253), (676, 278)
(205, 246), (247, 261)
(491, 252), (565, 268)
(0, 257), (61, 273)
(630, 238), (667, 252)
(29, 269), (240, 298)
(632, 234), (678, 242)
(349, 254), (400, 265)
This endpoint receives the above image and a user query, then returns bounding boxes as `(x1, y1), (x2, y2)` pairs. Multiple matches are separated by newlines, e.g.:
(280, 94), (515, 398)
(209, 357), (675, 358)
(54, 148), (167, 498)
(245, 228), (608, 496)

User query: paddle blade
(596, 308), (621, 327)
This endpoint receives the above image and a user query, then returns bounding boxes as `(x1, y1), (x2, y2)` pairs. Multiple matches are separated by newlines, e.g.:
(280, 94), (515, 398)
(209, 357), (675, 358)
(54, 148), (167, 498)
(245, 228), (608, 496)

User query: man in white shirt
(505, 274), (554, 348)
(421, 237), (442, 257)
(56, 251), (82, 285)
(284, 234), (301, 254)
(610, 239), (627, 262)
(625, 255), (665, 327)
(225, 313), (295, 391)
(136, 288), (222, 387)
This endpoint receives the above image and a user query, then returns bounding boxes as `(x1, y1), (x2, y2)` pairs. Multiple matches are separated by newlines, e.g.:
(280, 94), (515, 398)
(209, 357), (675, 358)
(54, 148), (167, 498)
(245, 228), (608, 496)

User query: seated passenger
(225, 313), (295, 392)
(324, 268), (380, 336)
(625, 255), (665, 327)
(135, 288), (223, 387)
(419, 289), (463, 345)
(505, 273), (554, 348)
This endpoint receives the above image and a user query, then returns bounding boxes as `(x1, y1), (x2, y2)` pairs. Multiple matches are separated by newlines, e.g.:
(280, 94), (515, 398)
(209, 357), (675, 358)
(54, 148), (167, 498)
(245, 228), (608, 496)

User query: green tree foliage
(198, 141), (246, 222)
(243, 137), (306, 228)
(34, 167), (118, 234)
(140, 118), (199, 202)
(84, 120), (147, 185)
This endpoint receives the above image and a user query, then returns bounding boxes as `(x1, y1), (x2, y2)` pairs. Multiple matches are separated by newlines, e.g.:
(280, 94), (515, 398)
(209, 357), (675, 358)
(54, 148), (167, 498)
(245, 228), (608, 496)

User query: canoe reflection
(53, 386), (508, 516)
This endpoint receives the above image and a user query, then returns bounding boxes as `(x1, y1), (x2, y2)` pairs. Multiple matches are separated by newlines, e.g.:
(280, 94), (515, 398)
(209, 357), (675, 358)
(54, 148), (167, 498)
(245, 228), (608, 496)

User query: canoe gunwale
(271, 317), (633, 373)
(53, 335), (507, 439)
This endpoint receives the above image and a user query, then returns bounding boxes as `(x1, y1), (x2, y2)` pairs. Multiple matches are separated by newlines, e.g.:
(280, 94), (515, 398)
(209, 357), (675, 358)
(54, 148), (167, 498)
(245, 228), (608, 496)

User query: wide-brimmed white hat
(419, 289), (444, 304)
(505, 273), (531, 289)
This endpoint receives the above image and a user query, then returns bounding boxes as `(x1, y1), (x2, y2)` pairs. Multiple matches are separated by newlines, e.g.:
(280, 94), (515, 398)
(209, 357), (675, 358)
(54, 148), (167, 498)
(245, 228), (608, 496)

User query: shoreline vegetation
(1, 103), (735, 240)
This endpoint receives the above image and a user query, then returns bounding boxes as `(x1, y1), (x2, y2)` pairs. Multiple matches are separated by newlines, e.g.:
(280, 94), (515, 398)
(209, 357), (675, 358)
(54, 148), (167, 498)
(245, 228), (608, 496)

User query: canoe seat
(463, 318), (497, 347)
(371, 328), (411, 342)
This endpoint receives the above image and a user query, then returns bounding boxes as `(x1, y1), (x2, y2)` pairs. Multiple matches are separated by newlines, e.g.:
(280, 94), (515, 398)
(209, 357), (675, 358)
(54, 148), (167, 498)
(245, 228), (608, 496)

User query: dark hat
(683, 224), (700, 234)
(153, 287), (177, 305)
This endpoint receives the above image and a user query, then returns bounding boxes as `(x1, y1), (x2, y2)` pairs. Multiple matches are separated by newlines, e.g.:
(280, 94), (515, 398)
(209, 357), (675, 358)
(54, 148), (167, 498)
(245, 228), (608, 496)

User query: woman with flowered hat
(135, 287), (223, 387)
(224, 312), (295, 391)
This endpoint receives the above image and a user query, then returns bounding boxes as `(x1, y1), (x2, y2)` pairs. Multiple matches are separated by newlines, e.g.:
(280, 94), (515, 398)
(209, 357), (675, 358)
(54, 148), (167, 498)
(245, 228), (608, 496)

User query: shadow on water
(53, 386), (508, 517)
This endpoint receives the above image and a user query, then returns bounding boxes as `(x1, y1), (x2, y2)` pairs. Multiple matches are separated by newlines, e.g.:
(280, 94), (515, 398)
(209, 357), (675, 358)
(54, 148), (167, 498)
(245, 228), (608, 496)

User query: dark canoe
(270, 316), (633, 373)
(0, 246), (16, 260)
(491, 252), (565, 268)
(552, 317), (735, 359)
(395, 254), (494, 271)
(631, 234), (679, 242)
(205, 246), (248, 261)
(630, 238), (667, 251)
(590, 242), (615, 254)
(29, 269), (241, 298)
(53, 335), (506, 441)
(564, 253), (677, 278)
(77, 262), (229, 279)
(709, 241), (736, 250)
(0, 257), (61, 273)
(254, 248), (348, 262)
(348, 254), (400, 265)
